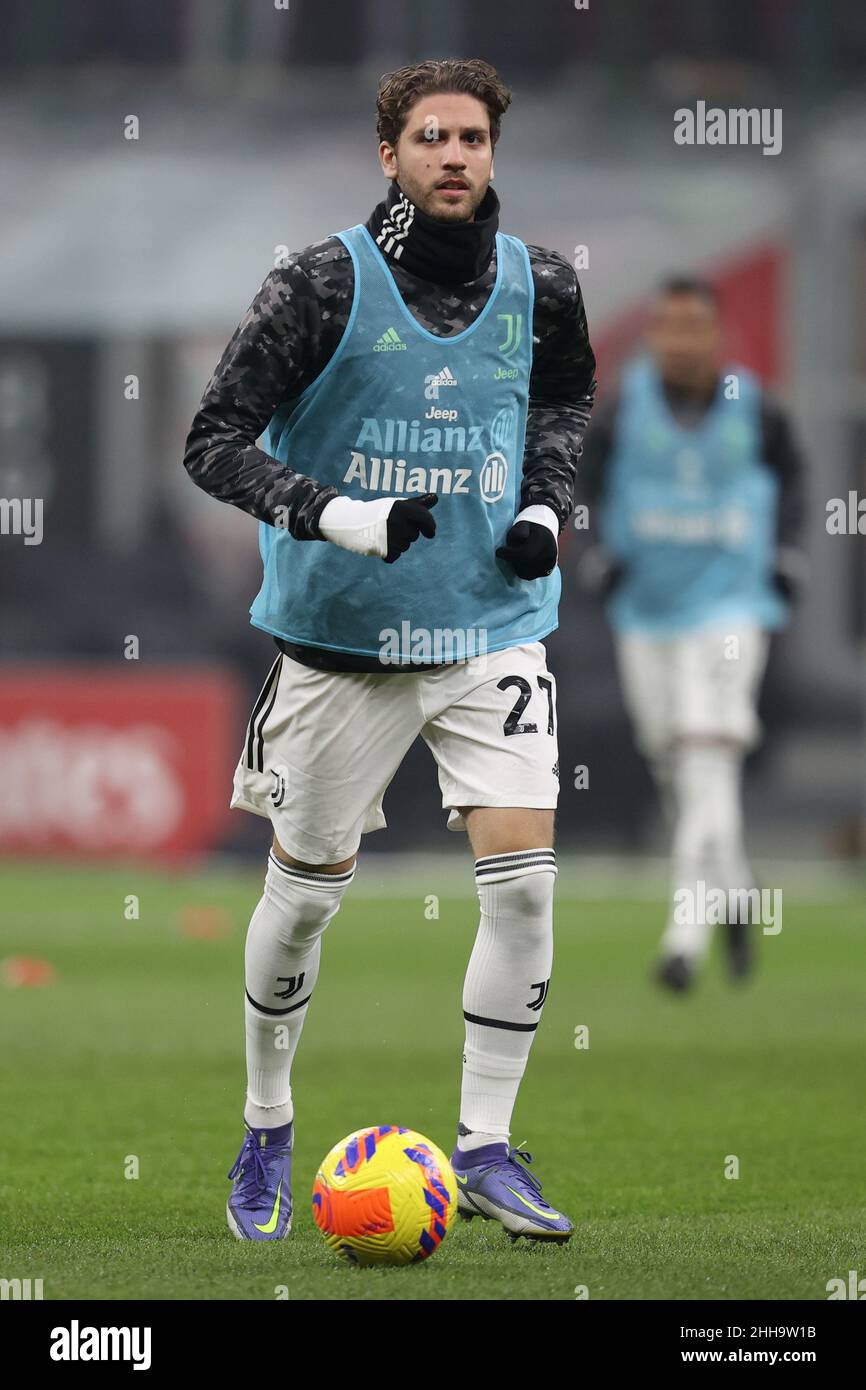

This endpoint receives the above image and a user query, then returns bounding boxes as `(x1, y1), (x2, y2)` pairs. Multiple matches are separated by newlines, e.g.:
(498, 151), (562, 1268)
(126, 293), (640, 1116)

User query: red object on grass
(177, 905), (233, 940)
(2, 956), (57, 988)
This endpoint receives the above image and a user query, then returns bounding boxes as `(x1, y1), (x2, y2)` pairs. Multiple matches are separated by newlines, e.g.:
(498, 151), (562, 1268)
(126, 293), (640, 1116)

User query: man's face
(379, 91), (493, 222)
(648, 292), (722, 389)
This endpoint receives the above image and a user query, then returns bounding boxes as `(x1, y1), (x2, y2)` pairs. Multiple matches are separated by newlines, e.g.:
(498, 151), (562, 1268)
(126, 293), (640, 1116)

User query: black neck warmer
(365, 179), (500, 285)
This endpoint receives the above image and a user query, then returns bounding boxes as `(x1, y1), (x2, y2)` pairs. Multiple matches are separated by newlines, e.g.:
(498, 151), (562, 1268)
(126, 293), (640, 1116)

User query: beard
(397, 170), (488, 223)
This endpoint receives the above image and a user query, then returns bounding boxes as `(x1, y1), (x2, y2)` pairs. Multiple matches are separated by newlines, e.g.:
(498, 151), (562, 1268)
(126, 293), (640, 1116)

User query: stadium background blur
(1, 0), (864, 868)
(1, 0), (865, 1306)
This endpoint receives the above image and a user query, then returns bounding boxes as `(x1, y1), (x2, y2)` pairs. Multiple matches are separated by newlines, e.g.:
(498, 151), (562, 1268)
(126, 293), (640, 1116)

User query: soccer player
(578, 276), (805, 992)
(184, 59), (596, 1242)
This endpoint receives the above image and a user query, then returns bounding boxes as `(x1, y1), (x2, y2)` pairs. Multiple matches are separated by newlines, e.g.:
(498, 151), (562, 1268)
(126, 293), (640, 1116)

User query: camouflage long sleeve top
(183, 236), (597, 539)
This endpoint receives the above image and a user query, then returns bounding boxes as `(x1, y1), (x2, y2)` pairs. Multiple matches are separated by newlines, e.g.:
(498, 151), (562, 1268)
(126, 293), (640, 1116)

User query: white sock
(660, 744), (752, 964)
(243, 852), (355, 1129)
(458, 850), (557, 1151)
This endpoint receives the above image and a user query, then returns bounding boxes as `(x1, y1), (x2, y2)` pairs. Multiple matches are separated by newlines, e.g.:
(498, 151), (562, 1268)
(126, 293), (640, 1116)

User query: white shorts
(614, 623), (770, 759)
(231, 641), (559, 863)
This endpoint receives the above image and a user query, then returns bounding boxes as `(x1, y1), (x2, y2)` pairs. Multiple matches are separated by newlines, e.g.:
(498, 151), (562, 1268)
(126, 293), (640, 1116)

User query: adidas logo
(373, 326), (407, 352)
(424, 364), (457, 401)
(430, 365), (457, 388)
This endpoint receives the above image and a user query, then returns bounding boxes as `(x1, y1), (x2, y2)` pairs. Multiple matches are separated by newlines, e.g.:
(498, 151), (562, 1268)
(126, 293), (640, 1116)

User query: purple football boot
(451, 1126), (573, 1243)
(226, 1120), (293, 1241)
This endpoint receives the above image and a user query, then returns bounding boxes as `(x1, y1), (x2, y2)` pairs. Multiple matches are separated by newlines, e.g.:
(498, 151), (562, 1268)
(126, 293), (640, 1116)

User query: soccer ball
(312, 1125), (457, 1266)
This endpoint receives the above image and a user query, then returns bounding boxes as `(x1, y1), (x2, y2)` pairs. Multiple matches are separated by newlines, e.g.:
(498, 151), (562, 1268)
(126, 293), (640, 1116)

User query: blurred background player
(578, 277), (806, 991)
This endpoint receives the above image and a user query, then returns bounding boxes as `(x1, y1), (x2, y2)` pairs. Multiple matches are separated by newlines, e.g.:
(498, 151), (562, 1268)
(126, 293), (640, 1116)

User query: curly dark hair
(376, 58), (512, 151)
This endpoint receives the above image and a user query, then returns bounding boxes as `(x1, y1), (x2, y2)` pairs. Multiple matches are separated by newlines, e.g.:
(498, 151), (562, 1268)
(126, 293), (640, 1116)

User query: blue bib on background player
(250, 223), (558, 661)
(600, 356), (786, 633)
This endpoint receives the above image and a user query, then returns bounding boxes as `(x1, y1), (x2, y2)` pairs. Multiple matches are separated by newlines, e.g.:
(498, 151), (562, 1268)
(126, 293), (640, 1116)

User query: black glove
(495, 520), (558, 580)
(576, 545), (626, 600)
(385, 492), (438, 563)
(772, 569), (798, 603)
(771, 548), (808, 604)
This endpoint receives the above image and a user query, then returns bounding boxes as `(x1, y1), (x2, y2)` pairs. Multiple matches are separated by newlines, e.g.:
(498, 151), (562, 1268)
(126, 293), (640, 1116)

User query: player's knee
(271, 837), (356, 876)
(509, 866), (555, 918)
(673, 805), (740, 873)
(477, 858), (556, 939)
(262, 853), (355, 946)
(672, 814), (706, 862)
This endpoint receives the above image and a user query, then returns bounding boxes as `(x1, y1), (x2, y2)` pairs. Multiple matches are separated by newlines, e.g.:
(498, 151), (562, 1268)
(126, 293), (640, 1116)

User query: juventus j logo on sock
(275, 973), (306, 1000)
(527, 979), (549, 1012)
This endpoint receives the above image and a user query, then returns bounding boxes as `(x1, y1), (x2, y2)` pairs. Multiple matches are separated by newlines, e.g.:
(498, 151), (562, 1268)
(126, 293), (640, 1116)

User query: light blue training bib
(250, 223), (560, 661)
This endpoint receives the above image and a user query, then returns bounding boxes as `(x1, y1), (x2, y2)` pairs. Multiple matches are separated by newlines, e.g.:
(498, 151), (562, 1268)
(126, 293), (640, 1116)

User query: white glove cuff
(514, 504), (560, 546)
(318, 495), (396, 559)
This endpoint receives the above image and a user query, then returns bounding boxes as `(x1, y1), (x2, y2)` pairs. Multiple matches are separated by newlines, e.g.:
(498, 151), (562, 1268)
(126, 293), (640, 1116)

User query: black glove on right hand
(576, 545), (626, 600)
(771, 548), (808, 604)
(495, 520), (558, 580)
(385, 493), (438, 563)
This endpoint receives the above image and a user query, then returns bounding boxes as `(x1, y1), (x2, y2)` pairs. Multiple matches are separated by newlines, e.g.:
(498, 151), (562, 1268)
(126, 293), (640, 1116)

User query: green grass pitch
(0, 861), (863, 1301)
